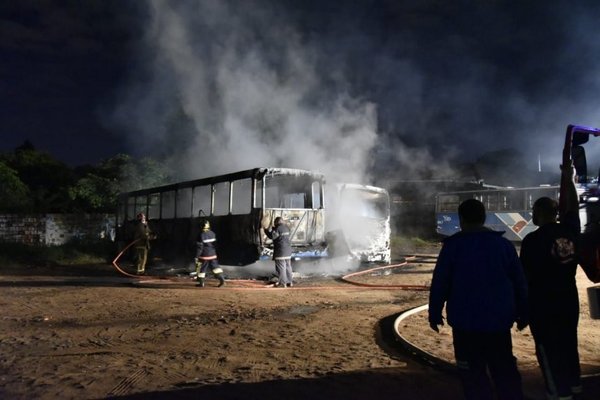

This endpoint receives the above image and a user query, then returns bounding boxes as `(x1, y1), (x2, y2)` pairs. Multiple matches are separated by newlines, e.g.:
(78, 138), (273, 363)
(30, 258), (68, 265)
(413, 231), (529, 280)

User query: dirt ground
(1, 250), (599, 400)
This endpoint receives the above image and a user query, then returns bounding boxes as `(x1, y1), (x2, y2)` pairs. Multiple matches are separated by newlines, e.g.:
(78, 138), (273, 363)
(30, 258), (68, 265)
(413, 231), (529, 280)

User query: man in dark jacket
(520, 162), (582, 400)
(264, 216), (293, 287)
(429, 199), (528, 400)
(195, 220), (225, 288)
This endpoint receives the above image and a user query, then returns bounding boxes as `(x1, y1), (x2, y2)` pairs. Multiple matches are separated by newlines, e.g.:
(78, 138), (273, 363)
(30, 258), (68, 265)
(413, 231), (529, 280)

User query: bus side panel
(206, 213), (262, 266)
(118, 215), (262, 267)
(156, 218), (196, 263)
(488, 212), (535, 241)
(436, 212), (459, 237)
(436, 211), (536, 241)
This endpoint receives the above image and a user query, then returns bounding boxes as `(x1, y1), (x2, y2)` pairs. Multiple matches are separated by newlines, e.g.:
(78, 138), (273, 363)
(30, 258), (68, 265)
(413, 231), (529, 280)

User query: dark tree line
(0, 141), (171, 213)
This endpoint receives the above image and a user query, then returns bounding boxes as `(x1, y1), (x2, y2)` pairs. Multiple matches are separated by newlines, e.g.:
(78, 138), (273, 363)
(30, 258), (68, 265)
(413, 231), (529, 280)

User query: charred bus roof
(118, 167), (325, 199)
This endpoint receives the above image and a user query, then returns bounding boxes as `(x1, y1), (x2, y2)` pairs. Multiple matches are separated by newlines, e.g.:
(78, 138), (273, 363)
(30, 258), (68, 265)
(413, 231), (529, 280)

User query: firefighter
(264, 216), (293, 287)
(133, 212), (153, 275)
(194, 219), (225, 287)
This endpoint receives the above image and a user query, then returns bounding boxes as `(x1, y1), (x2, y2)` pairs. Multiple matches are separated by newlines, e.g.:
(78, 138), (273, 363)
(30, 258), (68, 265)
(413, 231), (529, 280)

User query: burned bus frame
(116, 168), (326, 266)
(326, 183), (391, 263)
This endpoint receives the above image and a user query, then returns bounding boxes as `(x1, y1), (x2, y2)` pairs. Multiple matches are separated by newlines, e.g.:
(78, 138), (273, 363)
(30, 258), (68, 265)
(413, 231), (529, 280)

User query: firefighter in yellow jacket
(194, 220), (225, 287)
(133, 212), (153, 274)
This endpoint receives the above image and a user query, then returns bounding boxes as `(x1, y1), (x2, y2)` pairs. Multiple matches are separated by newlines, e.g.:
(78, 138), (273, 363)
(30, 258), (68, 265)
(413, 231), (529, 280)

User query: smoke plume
(113, 0), (377, 185)
(111, 0), (600, 185)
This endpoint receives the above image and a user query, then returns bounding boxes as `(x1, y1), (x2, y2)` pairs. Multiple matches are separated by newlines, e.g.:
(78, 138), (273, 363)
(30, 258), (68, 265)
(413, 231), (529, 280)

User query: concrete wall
(0, 214), (115, 246)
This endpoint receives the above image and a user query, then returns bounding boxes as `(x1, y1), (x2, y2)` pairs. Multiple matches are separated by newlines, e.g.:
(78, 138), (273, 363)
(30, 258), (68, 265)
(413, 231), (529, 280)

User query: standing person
(133, 212), (153, 275)
(264, 216), (293, 287)
(520, 162), (583, 400)
(195, 219), (225, 288)
(428, 198), (528, 400)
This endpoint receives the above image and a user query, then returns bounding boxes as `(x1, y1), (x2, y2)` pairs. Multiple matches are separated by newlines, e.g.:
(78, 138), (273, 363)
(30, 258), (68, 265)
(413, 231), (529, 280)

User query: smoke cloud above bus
(109, 1), (600, 185)
(111, 1), (378, 185)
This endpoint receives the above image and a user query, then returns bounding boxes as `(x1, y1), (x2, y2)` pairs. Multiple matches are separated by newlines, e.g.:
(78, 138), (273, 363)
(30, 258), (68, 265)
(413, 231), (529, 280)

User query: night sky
(2, 0), (600, 182)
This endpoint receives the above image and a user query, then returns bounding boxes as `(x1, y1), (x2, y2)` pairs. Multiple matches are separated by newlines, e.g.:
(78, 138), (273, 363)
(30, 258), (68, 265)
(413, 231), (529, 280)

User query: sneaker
(287, 283), (293, 287)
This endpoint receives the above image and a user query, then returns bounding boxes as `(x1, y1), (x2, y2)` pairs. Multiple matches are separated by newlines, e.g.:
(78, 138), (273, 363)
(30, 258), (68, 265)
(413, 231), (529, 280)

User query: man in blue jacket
(429, 198), (528, 400)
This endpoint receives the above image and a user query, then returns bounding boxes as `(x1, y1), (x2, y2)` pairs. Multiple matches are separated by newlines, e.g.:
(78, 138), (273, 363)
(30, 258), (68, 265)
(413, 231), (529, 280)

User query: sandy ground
(1, 252), (599, 400)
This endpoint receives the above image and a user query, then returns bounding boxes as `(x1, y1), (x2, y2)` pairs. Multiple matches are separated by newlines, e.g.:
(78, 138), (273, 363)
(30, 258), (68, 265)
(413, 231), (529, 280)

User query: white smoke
(113, 0), (377, 185)
(111, 1), (600, 187)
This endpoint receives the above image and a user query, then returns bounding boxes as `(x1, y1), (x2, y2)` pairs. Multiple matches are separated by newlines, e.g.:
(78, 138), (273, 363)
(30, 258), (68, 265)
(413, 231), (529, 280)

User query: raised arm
(560, 161), (579, 218)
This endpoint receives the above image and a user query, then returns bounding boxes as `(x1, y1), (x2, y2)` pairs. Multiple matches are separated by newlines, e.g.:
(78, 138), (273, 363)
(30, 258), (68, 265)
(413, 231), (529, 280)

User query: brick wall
(0, 214), (115, 246)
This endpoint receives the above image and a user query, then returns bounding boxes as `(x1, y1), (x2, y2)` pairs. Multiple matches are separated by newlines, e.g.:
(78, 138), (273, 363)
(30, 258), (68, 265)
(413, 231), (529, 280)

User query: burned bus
(116, 168), (327, 267)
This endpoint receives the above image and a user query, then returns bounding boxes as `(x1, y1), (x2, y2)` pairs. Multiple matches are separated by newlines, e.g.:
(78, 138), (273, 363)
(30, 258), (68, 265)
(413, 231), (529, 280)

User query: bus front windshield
(264, 174), (320, 209)
(341, 189), (389, 219)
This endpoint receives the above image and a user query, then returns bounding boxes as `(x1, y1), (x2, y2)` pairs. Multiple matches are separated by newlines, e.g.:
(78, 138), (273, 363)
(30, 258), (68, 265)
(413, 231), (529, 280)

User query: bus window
(527, 193), (535, 209)
(127, 197), (136, 220)
(193, 186), (211, 217)
(312, 181), (322, 209)
(148, 193), (160, 219)
(341, 189), (388, 219)
(232, 178), (251, 215)
(500, 190), (526, 211)
(265, 175), (309, 209)
(161, 191), (176, 219)
(265, 182), (280, 208)
(368, 192), (389, 218)
(482, 192), (499, 211)
(117, 199), (126, 224)
(287, 193), (306, 208)
(176, 187), (193, 218)
(437, 194), (460, 212)
(135, 195), (147, 216)
(214, 182), (230, 216)
(256, 178), (263, 209)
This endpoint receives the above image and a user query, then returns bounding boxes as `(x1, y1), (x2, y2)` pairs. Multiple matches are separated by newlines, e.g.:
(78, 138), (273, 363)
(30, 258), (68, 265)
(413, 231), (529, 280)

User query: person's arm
(266, 226), (281, 240)
(519, 236), (533, 284)
(271, 227), (281, 240)
(195, 233), (204, 258)
(561, 161), (579, 217)
(428, 243), (451, 332)
(264, 227), (273, 239)
(507, 243), (528, 330)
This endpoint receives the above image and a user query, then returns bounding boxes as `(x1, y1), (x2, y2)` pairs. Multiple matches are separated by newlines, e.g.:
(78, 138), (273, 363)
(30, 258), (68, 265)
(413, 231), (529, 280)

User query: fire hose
(111, 239), (144, 279)
(112, 240), (433, 291)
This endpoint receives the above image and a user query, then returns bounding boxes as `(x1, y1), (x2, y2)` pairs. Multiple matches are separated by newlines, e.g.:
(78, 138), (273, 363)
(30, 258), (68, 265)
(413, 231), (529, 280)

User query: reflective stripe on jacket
(265, 224), (292, 259)
(196, 230), (217, 259)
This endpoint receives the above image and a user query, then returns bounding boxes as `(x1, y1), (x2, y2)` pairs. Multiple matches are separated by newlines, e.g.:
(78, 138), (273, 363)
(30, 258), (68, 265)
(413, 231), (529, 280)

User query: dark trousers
(452, 328), (523, 400)
(198, 259), (221, 275)
(530, 301), (581, 399)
